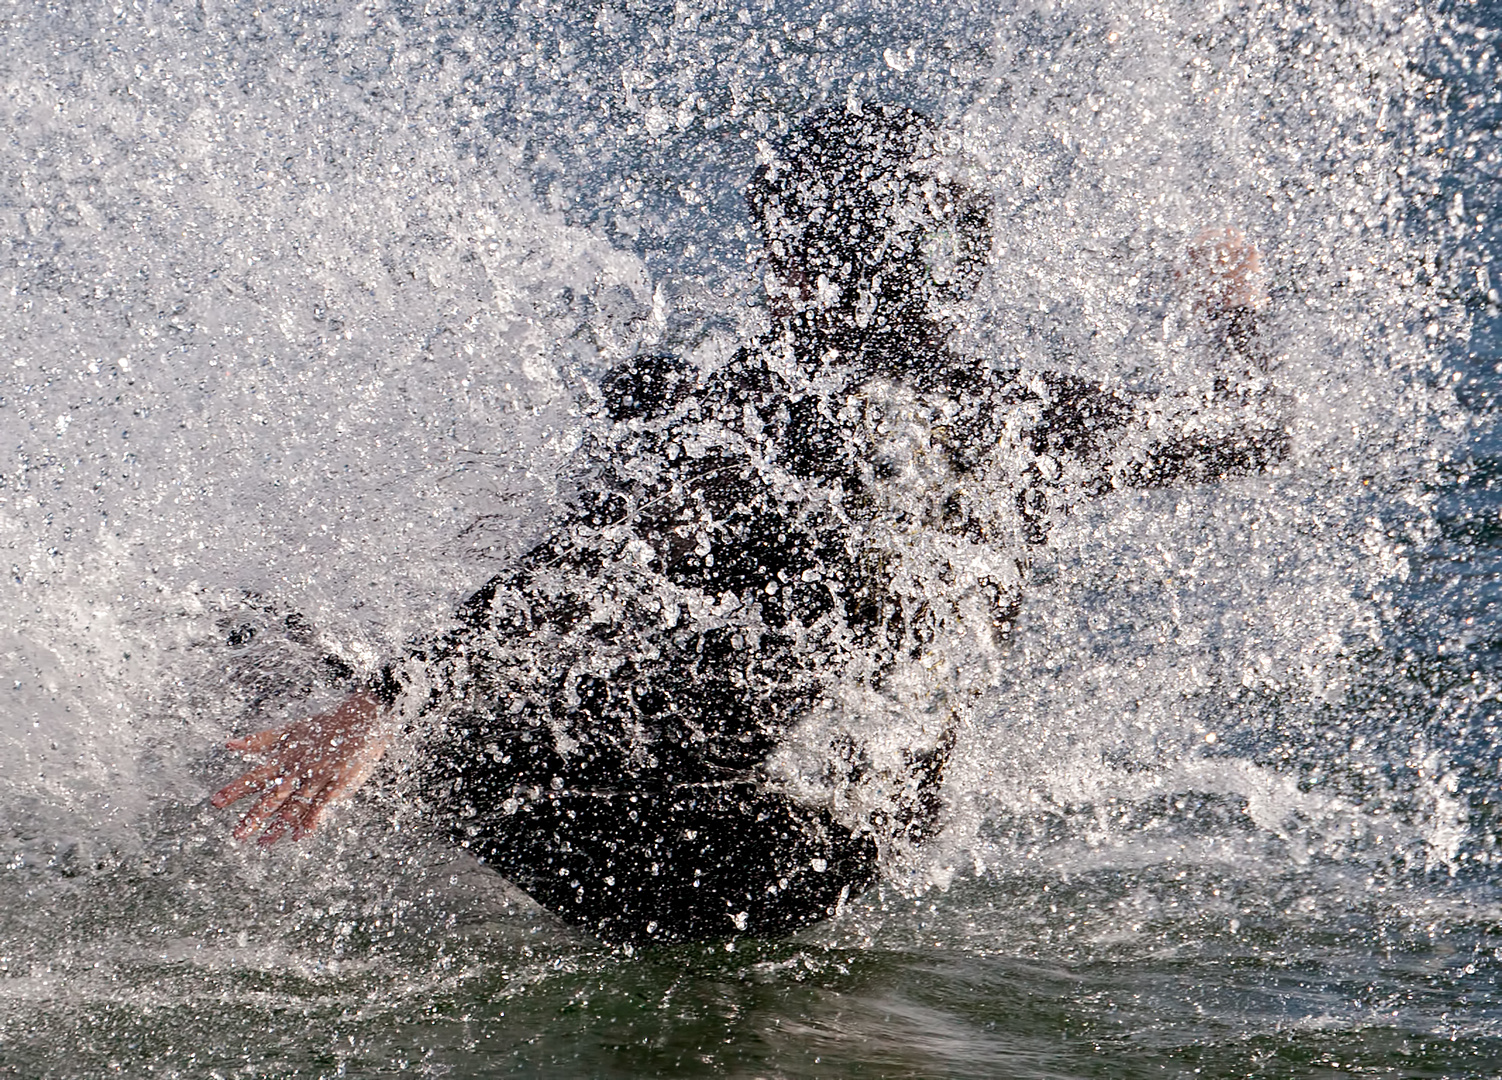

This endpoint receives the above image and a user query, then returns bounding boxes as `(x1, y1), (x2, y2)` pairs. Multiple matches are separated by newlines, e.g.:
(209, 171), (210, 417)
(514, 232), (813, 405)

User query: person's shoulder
(599, 353), (700, 421)
(600, 345), (792, 423)
(708, 345), (791, 403)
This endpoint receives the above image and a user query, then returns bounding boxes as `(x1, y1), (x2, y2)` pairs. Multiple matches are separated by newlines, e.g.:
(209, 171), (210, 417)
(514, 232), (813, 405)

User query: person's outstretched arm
(209, 557), (555, 848)
(206, 369), (681, 849)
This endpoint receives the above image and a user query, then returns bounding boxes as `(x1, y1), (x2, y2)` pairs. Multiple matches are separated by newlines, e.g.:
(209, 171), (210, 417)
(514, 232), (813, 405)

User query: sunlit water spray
(943, 0), (1492, 894)
(2, 0), (1499, 1074)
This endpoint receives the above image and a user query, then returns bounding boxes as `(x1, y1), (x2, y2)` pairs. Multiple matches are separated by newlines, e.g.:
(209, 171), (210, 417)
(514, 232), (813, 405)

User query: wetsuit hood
(746, 103), (993, 376)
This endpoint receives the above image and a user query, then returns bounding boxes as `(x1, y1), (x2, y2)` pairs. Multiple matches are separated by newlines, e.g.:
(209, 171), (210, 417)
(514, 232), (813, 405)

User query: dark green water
(5, 847), (1501, 1076)
(8, 766), (1502, 1076)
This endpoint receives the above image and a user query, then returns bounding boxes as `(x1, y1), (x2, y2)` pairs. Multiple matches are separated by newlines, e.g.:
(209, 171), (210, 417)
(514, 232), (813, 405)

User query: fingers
(231, 775), (301, 841)
(289, 776), (343, 841)
(218, 759), (355, 844)
(210, 761), (281, 809)
(213, 692), (392, 845)
(226, 727), (287, 753)
(285, 734), (393, 841)
(256, 814), (296, 847)
(259, 778), (332, 846)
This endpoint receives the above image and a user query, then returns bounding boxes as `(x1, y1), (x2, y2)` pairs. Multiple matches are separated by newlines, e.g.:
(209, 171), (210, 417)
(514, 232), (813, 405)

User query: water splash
(1, 0), (1499, 1073)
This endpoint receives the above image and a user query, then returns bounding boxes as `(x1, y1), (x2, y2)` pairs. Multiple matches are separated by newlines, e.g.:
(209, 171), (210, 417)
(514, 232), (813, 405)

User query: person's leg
(461, 781), (878, 944)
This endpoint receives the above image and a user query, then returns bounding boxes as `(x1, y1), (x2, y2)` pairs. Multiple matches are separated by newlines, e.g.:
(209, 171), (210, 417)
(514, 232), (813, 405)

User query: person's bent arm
(1019, 227), (1287, 496)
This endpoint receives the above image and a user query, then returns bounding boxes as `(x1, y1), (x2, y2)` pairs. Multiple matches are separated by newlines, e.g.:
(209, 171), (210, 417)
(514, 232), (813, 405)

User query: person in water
(212, 104), (1285, 943)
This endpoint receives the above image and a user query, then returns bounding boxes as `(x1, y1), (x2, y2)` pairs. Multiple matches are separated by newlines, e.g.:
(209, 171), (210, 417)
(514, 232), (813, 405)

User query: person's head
(746, 104), (991, 344)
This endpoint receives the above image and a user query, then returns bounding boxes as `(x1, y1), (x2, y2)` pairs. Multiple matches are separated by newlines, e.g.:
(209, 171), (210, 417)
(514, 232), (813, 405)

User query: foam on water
(1, 0), (1499, 1073)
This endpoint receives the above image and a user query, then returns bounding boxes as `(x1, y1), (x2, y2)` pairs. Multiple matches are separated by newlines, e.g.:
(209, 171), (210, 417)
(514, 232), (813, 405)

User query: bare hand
(211, 691), (390, 846)
(1184, 226), (1268, 315)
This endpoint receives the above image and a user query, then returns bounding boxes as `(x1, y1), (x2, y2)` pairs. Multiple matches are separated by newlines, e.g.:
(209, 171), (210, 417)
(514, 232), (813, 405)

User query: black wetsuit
(374, 305), (1283, 944)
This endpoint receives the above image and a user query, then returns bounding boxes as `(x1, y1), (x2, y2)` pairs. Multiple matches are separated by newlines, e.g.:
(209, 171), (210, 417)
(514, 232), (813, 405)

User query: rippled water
(3, 0), (1501, 1076)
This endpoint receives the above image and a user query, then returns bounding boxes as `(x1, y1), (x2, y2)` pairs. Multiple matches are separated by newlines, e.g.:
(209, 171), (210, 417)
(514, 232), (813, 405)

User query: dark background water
(3, 0), (1502, 1076)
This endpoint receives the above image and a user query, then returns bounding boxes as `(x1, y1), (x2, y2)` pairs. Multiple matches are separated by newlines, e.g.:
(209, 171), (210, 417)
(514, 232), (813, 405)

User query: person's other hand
(1184, 227), (1268, 315)
(211, 691), (389, 846)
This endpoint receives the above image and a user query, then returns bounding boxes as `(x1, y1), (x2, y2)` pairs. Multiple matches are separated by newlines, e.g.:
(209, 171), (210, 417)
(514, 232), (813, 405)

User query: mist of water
(2, 0), (1499, 1075)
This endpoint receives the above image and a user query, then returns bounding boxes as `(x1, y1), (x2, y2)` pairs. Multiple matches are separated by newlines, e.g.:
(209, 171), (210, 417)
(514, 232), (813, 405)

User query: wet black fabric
(385, 327), (1282, 944)
(374, 107), (1285, 945)
(460, 782), (877, 944)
